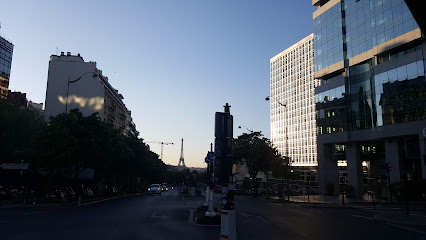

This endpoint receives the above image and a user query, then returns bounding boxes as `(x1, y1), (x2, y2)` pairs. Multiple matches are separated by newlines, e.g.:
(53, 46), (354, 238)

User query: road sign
(0, 163), (29, 170)
(205, 151), (215, 163)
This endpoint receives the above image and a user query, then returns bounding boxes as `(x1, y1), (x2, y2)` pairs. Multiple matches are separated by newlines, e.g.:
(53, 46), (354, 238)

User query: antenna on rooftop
(56, 47), (59, 55)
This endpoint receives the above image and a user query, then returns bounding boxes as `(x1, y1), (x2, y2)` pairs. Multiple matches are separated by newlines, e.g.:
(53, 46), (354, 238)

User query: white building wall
(44, 53), (105, 120)
(269, 34), (319, 167)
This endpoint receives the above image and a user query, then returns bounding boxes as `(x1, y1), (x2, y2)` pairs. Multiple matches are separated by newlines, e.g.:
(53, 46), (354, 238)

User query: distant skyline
(1, 1), (315, 167)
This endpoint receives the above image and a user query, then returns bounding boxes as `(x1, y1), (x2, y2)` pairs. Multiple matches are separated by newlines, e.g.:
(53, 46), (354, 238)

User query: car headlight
(148, 188), (151, 191)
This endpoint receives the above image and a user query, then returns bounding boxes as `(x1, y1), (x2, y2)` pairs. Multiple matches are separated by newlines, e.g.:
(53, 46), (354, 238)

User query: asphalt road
(2, 191), (426, 240)
(0, 189), (219, 240)
(235, 196), (426, 240)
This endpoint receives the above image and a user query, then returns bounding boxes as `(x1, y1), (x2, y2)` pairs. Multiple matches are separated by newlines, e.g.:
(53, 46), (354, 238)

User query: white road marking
(351, 215), (374, 220)
(151, 212), (167, 220)
(188, 209), (194, 223)
(80, 197), (119, 206)
(385, 222), (426, 235)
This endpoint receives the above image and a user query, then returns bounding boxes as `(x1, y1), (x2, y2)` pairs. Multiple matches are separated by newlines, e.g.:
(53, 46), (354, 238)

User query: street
(0, 189), (219, 240)
(236, 196), (426, 240)
(1, 190), (426, 240)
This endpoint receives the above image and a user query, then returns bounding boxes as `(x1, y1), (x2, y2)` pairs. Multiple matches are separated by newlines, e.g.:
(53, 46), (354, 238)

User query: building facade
(270, 34), (320, 180)
(44, 52), (137, 136)
(313, 0), (426, 198)
(0, 35), (13, 99)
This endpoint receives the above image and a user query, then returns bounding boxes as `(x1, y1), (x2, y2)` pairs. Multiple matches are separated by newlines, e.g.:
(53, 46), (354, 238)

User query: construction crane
(145, 141), (174, 161)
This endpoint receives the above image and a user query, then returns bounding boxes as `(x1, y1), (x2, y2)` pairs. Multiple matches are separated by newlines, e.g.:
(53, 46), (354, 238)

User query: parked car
(148, 184), (162, 195)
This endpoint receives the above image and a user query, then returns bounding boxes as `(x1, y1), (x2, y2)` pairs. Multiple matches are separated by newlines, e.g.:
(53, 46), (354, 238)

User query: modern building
(44, 52), (137, 136)
(0, 35), (13, 99)
(313, 0), (426, 199)
(269, 34), (320, 181)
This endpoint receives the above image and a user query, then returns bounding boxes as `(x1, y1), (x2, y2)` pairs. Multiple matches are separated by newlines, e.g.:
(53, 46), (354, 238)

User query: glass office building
(0, 35), (13, 99)
(270, 34), (320, 181)
(313, 0), (426, 199)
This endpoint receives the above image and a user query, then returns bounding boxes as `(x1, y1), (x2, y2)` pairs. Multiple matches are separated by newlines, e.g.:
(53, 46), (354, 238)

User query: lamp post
(238, 125), (262, 135)
(238, 125), (254, 133)
(63, 71), (98, 206)
(65, 72), (99, 115)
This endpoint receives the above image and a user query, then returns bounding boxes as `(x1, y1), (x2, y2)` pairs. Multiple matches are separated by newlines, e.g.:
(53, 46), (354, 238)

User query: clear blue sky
(1, 0), (315, 167)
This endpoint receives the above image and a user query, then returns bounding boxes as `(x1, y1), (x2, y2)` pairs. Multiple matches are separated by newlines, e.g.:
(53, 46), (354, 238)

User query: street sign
(0, 163), (29, 170)
(205, 151), (215, 163)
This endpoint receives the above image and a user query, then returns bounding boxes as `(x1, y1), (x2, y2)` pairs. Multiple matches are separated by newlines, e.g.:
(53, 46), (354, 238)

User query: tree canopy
(233, 132), (286, 179)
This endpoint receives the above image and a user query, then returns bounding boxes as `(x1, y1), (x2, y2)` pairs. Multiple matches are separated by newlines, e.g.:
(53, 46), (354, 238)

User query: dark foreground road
(0, 190), (219, 240)
(236, 196), (426, 240)
(2, 191), (426, 240)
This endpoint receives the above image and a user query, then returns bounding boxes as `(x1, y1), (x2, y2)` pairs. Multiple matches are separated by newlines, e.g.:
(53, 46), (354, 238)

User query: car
(148, 184), (162, 195)
(161, 185), (168, 191)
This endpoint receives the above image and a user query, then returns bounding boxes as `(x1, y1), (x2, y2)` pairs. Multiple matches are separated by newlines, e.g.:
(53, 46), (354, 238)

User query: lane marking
(351, 215), (374, 220)
(188, 209), (194, 223)
(80, 197), (119, 206)
(385, 222), (426, 235)
(151, 212), (167, 220)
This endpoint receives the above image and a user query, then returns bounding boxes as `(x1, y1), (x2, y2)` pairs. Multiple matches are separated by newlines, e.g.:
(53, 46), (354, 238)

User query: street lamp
(265, 96), (288, 157)
(238, 125), (253, 133)
(63, 71), (98, 206)
(65, 72), (99, 114)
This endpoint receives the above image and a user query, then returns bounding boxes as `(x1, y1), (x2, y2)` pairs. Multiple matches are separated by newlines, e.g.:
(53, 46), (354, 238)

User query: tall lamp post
(238, 125), (254, 133)
(266, 96), (289, 199)
(238, 125), (263, 196)
(63, 71), (98, 206)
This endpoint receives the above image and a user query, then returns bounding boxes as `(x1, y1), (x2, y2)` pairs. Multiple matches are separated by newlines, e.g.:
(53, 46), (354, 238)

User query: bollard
(205, 189), (216, 217)
(203, 186), (210, 206)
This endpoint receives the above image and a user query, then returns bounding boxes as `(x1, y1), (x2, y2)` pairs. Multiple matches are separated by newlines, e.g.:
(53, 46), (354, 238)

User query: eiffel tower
(178, 138), (186, 167)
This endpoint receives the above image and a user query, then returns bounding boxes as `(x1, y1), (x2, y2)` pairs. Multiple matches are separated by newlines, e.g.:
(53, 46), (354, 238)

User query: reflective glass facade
(314, 0), (419, 72)
(313, 2), (344, 72)
(315, 76), (347, 135)
(375, 60), (426, 126)
(347, 60), (376, 130)
(314, 0), (424, 135)
(0, 36), (13, 99)
(345, 0), (419, 59)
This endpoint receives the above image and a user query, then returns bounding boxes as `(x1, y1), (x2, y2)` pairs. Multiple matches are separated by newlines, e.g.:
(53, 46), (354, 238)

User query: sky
(1, 0), (315, 167)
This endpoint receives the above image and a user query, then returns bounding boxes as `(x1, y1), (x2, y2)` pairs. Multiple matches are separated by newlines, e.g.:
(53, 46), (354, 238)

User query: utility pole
(214, 103), (235, 240)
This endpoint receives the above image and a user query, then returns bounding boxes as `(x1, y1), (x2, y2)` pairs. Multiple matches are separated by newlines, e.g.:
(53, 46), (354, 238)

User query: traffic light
(385, 163), (391, 172)
(213, 104), (233, 185)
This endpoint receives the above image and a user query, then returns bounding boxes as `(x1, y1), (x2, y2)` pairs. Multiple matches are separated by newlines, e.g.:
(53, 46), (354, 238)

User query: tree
(0, 100), (43, 164)
(30, 109), (168, 194)
(233, 132), (282, 195)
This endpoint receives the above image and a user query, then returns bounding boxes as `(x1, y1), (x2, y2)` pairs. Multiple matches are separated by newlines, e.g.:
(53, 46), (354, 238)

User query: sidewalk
(268, 194), (426, 228)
